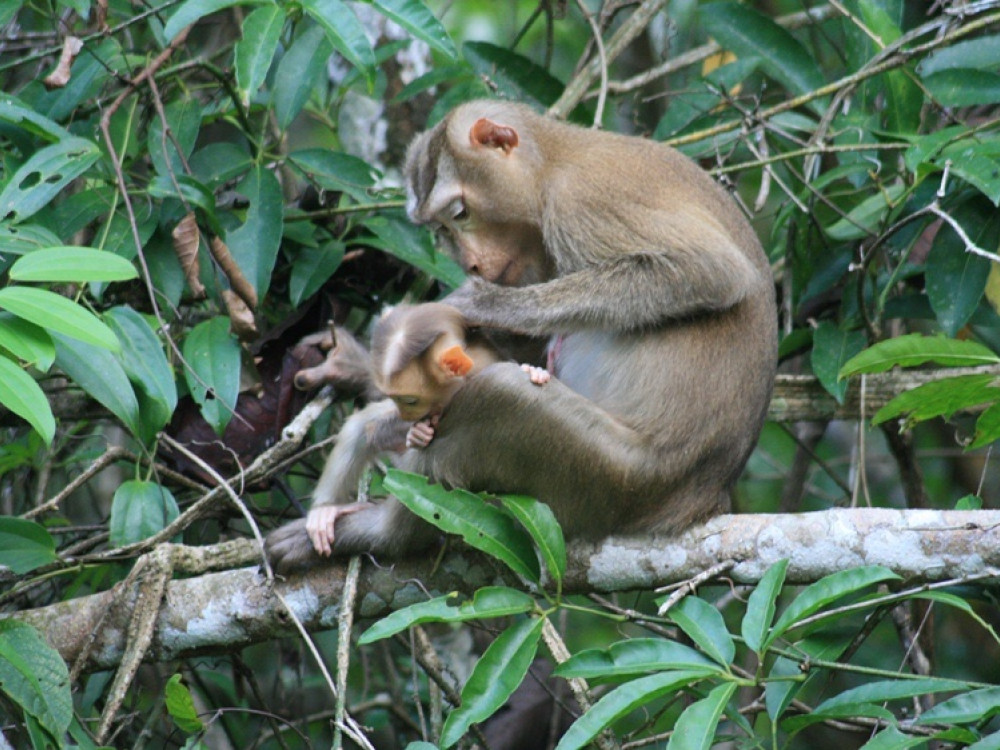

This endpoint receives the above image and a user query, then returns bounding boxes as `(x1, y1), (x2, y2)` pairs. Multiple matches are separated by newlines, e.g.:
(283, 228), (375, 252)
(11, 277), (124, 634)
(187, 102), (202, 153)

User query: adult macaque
(265, 99), (777, 571)
(300, 302), (549, 557)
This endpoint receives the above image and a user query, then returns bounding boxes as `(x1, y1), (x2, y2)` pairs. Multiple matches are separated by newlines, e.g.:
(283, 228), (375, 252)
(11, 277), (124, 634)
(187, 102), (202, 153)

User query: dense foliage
(2, 0), (1000, 748)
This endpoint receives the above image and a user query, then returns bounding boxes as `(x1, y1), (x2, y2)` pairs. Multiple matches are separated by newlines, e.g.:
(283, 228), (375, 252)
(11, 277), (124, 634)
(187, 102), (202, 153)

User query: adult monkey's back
(265, 100), (777, 571)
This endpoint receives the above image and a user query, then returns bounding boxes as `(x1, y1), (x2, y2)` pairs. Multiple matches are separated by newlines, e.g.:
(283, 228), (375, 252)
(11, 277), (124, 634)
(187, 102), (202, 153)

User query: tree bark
(10, 508), (1000, 670)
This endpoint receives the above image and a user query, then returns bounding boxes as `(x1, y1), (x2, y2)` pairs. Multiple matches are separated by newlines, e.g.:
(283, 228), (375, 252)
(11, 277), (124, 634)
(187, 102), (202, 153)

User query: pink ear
(440, 345), (474, 377)
(470, 118), (519, 154)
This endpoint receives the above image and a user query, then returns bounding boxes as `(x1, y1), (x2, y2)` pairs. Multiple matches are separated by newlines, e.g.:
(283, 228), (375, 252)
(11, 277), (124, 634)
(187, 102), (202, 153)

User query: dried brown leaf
(172, 212), (206, 299)
(209, 236), (258, 310)
(223, 290), (259, 342)
(43, 37), (84, 89)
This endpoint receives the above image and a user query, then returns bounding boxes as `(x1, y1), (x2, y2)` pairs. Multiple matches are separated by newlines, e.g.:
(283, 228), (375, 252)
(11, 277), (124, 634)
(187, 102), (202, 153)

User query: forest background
(3, 0), (1000, 748)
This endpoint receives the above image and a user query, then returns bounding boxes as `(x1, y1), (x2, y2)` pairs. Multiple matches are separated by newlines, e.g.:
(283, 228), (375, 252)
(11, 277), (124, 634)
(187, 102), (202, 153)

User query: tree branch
(11, 508), (1000, 670)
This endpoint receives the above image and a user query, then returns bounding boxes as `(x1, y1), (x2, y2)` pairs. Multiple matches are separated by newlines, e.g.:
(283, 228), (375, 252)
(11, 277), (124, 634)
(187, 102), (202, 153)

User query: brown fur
(265, 100), (777, 571)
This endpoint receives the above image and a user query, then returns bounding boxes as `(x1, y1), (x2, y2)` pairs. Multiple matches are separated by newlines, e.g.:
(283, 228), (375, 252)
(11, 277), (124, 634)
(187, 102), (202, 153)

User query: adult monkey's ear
(470, 118), (519, 154)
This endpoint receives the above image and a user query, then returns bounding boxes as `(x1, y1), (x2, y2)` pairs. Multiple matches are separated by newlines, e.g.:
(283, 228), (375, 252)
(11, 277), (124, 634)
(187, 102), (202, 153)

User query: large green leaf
(287, 149), (378, 202)
(165, 674), (204, 734)
(272, 25), (333, 130)
(872, 373), (1000, 427)
(0, 287), (119, 350)
(109, 480), (180, 547)
(0, 137), (100, 224)
(741, 559), (788, 653)
(667, 682), (738, 750)
(440, 617), (543, 747)
(0, 94), (71, 141)
(384, 470), (540, 581)
(373, 0), (456, 59)
(498, 495), (566, 587)
(668, 596), (735, 668)
(825, 184), (905, 241)
(290, 241), (345, 306)
(924, 70), (1000, 107)
(840, 334), (1000, 378)
(917, 685), (1000, 725)
(554, 638), (719, 679)
(971, 402), (1000, 449)
(0, 517), (57, 573)
(463, 42), (564, 109)
(0, 355), (54, 445)
(105, 306), (178, 438)
(859, 727), (936, 750)
(701, 1), (824, 109)
(0, 313), (54, 370)
(164, 0), (265, 41)
(226, 163), (283, 298)
(299, 0), (375, 82)
(182, 317), (241, 435)
(358, 588), (534, 644)
(919, 34), (1000, 76)
(811, 322), (866, 404)
(856, 1), (921, 133)
(235, 5), (285, 106)
(766, 566), (900, 648)
(362, 215), (466, 288)
(148, 96), (202, 179)
(927, 200), (998, 336)
(555, 671), (712, 750)
(53, 333), (142, 436)
(9, 246), (138, 283)
(0, 620), (72, 739)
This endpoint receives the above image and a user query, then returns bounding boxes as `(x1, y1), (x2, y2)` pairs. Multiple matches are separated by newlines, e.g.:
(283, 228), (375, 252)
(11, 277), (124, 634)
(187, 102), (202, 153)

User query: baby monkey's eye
(394, 396), (420, 407)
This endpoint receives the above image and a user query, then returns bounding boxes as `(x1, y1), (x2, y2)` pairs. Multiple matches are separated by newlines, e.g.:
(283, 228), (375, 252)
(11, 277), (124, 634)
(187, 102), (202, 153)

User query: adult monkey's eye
(451, 200), (469, 221)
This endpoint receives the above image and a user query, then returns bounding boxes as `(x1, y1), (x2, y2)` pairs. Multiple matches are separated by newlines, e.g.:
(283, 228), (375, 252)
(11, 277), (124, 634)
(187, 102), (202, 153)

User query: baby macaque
(305, 302), (548, 557)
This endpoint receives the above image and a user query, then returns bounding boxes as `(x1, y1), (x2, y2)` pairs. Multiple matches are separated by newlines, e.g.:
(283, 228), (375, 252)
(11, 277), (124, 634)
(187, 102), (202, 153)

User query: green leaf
(919, 34), (1000, 76)
(9, 246), (138, 283)
(969, 730), (1000, 750)
(825, 184), (905, 241)
(463, 42), (565, 109)
(165, 674), (204, 734)
(668, 596), (735, 668)
(855, 1), (921, 133)
(554, 638), (719, 679)
(840, 334), (1000, 378)
(971, 402), (1000, 449)
(362, 215), (466, 288)
(701, 1), (824, 109)
(0, 137), (100, 224)
(0, 93), (72, 142)
(105, 307), (178, 440)
(358, 588), (535, 644)
(918, 686), (1000, 725)
(741, 559), (788, 653)
(871, 373), (1000, 427)
(226, 163), (283, 299)
(924, 70), (1000, 107)
(667, 681), (738, 750)
(0, 313), (53, 370)
(499, 495), (566, 586)
(385, 470), (540, 581)
(817, 678), (964, 716)
(440, 617), (543, 747)
(0, 286), (119, 351)
(290, 241), (345, 306)
(0, 356), (55, 445)
(148, 96), (202, 179)
(182, 317), (241, 436)
(288, 149), (378, 202)
(811, 323), (866, 404)
(858, 726), (933, 750)
(0, 620), (72, 738)
(0, 222), (62, 257)
(927, 200), (998, 336)
(373, 0), (456, 59)
(300, 0), (376, 82)
(273, 25), (333, 130)
(164, 0), (264, 41)
(405, 744), (438, 750)
(555, 671), (712, 750)
(766, 566), (900, 648)
(54, 333), (142, 436)
(110, 480), (180, 547)
(0, 517), (57, 573)
(235, 5), (285, 105)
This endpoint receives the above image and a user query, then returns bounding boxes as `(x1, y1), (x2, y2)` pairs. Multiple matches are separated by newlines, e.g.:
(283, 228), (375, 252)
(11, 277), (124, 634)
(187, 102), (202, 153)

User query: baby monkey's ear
(439, 345), (474, 377)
